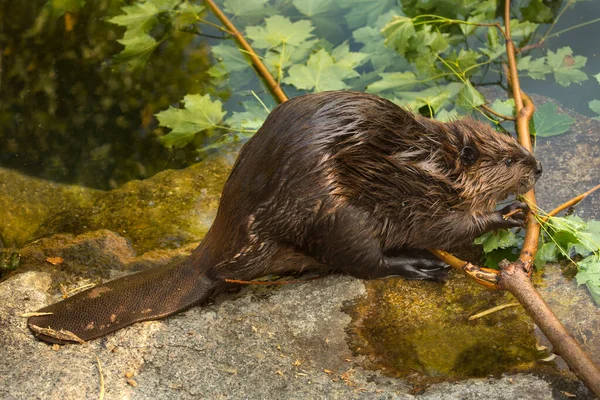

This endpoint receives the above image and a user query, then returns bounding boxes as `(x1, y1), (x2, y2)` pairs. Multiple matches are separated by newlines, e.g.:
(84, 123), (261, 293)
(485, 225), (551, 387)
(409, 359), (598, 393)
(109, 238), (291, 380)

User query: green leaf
(339, 0), (398, 29)
(210, 43), (248, 74)
(595, 72), (600, 84)
(534, 242), (558, 269)
(293, 0), (338, 17)
(490, 99), (515, 118)
(283, 48), (363, 92)
(572, 220), (600, 256)
(392, 84), (458, 113)
(546, 47), (588, 87)
(460, 13), (487, 36)
(510, 19), (538, 40)
(366, 72), (419, 93)
(157, 94), (226, 148)
(224, 101), (270, 133)
(520, 0), (553, 23)
(353, 26), (396, 71)
(575, 255), (600, 305)
(517, 55), (551, 80)
(482, 247), (520, 269)
(532, 102), (574, 137)
(172, 2), (204, 28)
(475, 229), (521, 253)
(223, 0), (270, 24)
(456, 82), (485, 111)
(152, 0), (182, 10)
(590, 100), (600, 119)
(413, 25), (449, 55)
(114, 34), (159, 67)
(434, 108), (459, 122)
(246, 16), (315, 48)
(331, 42), (368, 70)
(480, 27), (505, 60)
(549, 215), (587, 234)
(382, 16), (417, 56)
(446, 49), (480, 76)
(107, 2), (159, 38)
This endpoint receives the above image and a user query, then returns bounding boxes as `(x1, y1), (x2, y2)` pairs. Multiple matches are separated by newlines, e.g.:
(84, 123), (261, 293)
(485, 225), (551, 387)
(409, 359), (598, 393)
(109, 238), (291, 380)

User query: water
(2, 1), (598, 189)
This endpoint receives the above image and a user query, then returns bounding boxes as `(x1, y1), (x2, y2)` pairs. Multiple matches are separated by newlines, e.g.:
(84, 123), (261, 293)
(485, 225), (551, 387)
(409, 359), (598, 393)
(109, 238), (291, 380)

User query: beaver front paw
(497, 200), (530, 228)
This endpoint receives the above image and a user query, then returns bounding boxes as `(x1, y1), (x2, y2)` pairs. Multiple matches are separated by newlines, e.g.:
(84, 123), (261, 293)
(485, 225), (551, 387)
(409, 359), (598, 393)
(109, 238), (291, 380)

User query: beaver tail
(28, 258), (220, 344)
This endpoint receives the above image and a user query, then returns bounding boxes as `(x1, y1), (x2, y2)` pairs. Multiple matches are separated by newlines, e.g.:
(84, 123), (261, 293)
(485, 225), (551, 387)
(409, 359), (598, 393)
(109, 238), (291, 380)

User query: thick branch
(204, 0), (288, 103)
(499, 2), (600, 396)
(499, 261), (600, 395)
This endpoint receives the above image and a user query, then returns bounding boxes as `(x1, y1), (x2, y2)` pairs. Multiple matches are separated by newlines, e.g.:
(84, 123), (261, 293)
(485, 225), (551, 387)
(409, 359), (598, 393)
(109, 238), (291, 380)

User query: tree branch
(480, 104), (515, 121)
(497, 1), (600, 395)
(545, 183), (600, 219)
(203, 0), (288, 103)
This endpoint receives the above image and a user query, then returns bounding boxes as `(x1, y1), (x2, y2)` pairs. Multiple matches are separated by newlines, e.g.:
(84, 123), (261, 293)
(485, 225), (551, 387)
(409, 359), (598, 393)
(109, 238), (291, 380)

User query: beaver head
(427, 117), (542, 212)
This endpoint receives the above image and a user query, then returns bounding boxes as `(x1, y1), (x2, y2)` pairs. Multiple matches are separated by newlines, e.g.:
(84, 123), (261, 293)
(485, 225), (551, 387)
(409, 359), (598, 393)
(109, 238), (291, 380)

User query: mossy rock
(0, 155), (233, 254)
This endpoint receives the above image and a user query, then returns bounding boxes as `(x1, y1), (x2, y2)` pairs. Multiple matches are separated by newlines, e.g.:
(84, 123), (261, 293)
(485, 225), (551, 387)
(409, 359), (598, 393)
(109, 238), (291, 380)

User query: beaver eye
(505, 158), (514, 166)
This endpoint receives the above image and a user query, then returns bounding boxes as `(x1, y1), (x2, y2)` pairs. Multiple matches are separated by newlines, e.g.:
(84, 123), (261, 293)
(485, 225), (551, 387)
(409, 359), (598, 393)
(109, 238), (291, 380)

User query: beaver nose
(534, 160), (543, 178)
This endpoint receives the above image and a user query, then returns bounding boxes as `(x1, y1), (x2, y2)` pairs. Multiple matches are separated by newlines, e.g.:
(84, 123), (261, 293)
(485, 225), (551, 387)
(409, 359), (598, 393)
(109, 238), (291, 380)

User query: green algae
(345, 270), (545, 384)
(33, 156), (232, 253)
(0, 168), (100, 248)
(0, 154), (233, 254)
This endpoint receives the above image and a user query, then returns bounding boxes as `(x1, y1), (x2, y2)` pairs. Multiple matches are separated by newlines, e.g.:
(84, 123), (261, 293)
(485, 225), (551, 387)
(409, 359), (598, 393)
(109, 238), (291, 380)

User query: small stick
(544, 183), (600, 220)
(96, 356), (105, 400)
(468, 303), (520, 320)
(225, 276), (322, 285)
(20, 312), (53, 318)
(29, 324), (85, 344)
(480, 104), (515, 121)
(502, 208), (521, 220)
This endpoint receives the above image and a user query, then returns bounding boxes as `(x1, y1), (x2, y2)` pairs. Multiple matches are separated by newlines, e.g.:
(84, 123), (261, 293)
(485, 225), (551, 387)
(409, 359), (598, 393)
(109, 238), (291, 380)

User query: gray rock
(1, 270), (556, 400)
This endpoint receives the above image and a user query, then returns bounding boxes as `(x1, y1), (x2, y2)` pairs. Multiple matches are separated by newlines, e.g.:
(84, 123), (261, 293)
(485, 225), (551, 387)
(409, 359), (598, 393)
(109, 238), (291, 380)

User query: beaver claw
(494, 200), (530, 229)
(380, 252), (449, 281)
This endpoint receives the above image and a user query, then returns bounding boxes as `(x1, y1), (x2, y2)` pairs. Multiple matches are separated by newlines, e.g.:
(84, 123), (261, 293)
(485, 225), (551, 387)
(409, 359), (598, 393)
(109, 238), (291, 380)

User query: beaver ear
(460, 145), (479, 166)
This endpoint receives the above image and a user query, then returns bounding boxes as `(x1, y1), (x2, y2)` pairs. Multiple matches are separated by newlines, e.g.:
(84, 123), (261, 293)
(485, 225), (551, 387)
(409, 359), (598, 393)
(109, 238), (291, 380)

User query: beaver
(28, 91), (542, 343)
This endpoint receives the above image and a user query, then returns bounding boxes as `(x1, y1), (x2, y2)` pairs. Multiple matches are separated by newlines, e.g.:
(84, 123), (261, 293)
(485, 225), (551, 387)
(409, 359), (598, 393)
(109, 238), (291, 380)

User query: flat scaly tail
(28, 260), (219, 344)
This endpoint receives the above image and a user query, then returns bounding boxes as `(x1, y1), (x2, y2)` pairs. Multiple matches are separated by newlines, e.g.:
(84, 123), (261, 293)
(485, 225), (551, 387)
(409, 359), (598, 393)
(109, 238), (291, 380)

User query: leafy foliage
(283, 46), (366, 91)
(546, 47), (588, 87)
(589, 99), (600, 120)
(476, 215), (600, 304)
(156, 94), (226, 148)
(517, 47), (588, 87)
(474, 230), (522, 269)
(108, 0), (204, 67)
(532, 102), (574, 137)
(101, 0), (596, 148)
(537, 216), (600, 305)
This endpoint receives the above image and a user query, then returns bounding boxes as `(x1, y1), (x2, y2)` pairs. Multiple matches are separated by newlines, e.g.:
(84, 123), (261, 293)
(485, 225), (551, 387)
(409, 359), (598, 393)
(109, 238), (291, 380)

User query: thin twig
(20, 312), (53, 318)
(468, 303), (520, 320)
(545, 183), (600, 219)
(96, 356), (105, 400)
(480, 104), (515, 121)
(539, 0), (575, 42)
(204, 0), (288, 103)
(225, 276), (322, 285)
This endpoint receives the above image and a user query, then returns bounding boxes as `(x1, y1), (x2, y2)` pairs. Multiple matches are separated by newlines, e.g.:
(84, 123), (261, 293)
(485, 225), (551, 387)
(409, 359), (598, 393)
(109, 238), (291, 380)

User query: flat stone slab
(0, 271), (558, 400)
